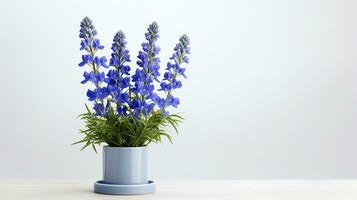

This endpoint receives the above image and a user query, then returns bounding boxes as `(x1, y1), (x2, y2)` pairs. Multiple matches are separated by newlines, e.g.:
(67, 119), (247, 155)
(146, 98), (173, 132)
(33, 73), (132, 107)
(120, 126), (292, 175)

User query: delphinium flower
(76, 17), (192, 150)
(131, 22), (161, 117)
(78, 16), (109, 116)
(158, 34), (190, 114)
(106, 31), (131, 116)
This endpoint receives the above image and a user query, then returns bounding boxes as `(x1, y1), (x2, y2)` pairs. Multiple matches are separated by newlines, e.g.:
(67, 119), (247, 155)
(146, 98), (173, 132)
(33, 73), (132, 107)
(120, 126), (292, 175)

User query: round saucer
(94, 180), (155, 195)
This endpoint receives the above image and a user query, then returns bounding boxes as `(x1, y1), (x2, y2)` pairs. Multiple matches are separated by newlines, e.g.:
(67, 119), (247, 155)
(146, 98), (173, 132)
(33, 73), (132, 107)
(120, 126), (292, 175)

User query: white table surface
(1, 180), (357, 200)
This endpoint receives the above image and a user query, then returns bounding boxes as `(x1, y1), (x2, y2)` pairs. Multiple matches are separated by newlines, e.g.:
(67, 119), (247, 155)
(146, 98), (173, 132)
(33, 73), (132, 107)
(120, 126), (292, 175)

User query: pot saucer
(94, 180), (155, 195)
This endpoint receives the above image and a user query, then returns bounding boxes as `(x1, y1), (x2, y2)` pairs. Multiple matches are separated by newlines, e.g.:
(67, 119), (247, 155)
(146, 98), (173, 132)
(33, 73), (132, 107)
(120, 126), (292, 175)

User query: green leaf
(73, 107), (184, 150)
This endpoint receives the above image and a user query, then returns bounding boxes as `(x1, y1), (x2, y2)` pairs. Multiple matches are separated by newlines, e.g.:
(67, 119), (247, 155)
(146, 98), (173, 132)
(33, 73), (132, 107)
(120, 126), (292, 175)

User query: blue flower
(92, 39), (104, 50)
(93, 101), (111, 116)
(167, 95), (180, 108)
(79, 17), (97, 40)
(163, 72), (173, 80)
(129, 99), (155, 117)
(110, 31), (131, 70)
(178, 67), (187, 78)
(171, 79), (182, 89)
(134, 82), (152, 96)
(78, 55), (92, 67)
(96, 87), (110, 99)
(159, 82), (171, 91)
(80, 39), (90, 50)
(130, 99), (141, 109)
(105, 69), (119, 86)
(121, 65), (130, 75)
(145, 103), (155, 114)
(107, 85), (120, 97)
(93, 103), (104, 116)
(182, 56), (189, 63)
(150, 93), (166, 108)
(81, 71), (105, 84)
(87, 87), (110, 101)
(129, 99), (144, 117)
(173, 34), (190, 56)
(119, 77), (130, 88)
(131, 69), (149, 84)
(115, 92), (129, 103)
(93, 56), (108, 68)
(141, 43), (149, 52)
(87, 89), (97, 101)
(117, 106), (127, 116)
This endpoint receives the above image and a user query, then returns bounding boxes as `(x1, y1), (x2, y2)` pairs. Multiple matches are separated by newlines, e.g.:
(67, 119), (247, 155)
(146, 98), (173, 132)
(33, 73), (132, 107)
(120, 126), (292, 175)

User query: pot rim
(103, 145), (147, 149)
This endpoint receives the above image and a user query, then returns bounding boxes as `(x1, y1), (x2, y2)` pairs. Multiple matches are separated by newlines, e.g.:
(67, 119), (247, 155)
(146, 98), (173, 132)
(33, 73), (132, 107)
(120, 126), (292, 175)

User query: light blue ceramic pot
(103, 146), (148, 185)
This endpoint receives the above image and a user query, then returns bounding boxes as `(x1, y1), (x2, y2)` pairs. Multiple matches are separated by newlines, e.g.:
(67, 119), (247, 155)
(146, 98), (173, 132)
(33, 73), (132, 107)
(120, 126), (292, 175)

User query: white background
(0, 0), (356, 180)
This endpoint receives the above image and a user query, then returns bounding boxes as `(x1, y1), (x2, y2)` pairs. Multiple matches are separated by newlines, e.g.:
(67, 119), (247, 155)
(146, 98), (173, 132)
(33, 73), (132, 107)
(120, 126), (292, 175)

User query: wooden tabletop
(1, 180), (357, 200)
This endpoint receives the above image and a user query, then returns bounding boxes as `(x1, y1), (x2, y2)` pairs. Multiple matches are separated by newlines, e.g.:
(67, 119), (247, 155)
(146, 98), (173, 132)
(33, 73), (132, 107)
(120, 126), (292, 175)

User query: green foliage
(73, 104), (184, 152)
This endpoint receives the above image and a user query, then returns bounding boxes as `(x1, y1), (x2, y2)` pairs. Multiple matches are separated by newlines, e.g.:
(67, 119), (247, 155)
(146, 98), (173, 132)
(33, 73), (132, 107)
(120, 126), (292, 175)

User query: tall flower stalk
(74, 17), (191, 150)
(160, 34), (190, 111)
(106, 31), (131, 116)
(78, 17), (109, 116)
(131, 22), (161, 117)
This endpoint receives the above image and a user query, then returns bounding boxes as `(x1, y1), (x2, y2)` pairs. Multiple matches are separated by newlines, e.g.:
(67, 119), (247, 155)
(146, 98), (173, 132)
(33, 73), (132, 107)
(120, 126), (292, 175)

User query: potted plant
(74, 17), (191, 195)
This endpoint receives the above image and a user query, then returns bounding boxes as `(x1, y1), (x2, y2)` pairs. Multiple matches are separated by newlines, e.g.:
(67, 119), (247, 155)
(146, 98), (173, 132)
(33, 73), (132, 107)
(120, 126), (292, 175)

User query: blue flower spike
(78, 18), (190, 117)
